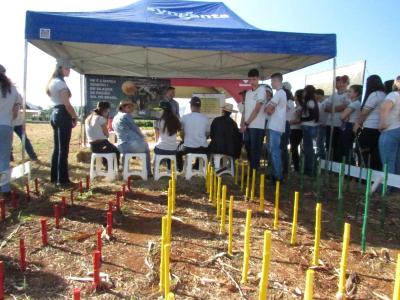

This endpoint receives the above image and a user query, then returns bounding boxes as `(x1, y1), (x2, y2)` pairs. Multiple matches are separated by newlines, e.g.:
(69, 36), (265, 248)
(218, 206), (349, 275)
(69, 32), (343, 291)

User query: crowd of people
(1, 59), (399, 199)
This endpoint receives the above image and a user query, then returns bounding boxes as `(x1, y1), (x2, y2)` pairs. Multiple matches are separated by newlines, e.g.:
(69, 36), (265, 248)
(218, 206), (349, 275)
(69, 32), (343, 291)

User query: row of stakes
(195, 160), (399, 300)
(0, 175), (142, 299)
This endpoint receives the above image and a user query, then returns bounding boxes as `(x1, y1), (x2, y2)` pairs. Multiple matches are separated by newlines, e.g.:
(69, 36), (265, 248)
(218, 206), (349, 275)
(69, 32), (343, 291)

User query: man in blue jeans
(265, 73), (287, 181)
(240, 68), (266, 170)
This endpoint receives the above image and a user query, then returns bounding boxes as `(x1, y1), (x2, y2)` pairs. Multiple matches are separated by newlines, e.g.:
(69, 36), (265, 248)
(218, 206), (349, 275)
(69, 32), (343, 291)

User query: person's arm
(101, 122), (109, 137)
(61, 89), (78, 127)
(247, 102), (263, 121)
(334, 102), (349, 112)
(265, 102), (276, 115)
(341, 107), (354, 121)
(379, 101), (394, 130)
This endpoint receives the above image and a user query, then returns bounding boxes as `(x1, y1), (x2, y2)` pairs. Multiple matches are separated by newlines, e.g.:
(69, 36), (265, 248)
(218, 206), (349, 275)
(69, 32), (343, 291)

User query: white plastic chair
(89, 153), (118, 181)
(184, 153), (208, 180)
(212, 154), (235, 177)
(122, 153), (148, 180)
(154, 155), (177, 180)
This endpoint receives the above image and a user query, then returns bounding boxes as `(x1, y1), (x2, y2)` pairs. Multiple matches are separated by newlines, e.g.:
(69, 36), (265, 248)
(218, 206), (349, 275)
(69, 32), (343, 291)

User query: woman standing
(0, 64), (20, 198)
(289, 89), (303, 172)
(379, 76), (400, 175)
(300, 85), (319, 176)
(46, 59), (78, 186)
(354, 75), (385, 170)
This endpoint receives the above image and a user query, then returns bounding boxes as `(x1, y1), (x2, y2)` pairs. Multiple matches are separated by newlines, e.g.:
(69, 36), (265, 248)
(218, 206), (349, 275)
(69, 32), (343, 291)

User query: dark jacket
(209, 114), (242, 159)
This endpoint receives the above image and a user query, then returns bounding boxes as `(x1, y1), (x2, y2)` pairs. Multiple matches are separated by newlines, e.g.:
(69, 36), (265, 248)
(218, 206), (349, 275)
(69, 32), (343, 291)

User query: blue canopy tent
(24, 0), (336, 79)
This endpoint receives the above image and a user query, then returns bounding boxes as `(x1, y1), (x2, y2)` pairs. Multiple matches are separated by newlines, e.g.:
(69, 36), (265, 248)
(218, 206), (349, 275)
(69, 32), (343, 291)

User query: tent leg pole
(22, 40), (29, 175)
(325, 57), (337, 178)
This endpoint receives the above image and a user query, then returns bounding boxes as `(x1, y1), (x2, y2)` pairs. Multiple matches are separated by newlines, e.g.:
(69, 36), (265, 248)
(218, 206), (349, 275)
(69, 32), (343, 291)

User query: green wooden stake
(361, 168), (372, 254)
(380, 164), (388, 230)
(300, 154), (305, 209)
(346, 150), (352, 192)
(354, 165), (363, 220)
(336, 159), (345, 230)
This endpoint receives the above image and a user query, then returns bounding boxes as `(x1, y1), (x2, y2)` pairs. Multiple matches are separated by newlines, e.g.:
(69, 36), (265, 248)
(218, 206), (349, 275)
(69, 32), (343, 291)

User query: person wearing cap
(112, 100), (152, 176)
(154, 101), (181, 156)
(46, 58), (78, 187)
(208, 103), (242, 160)
(0, 64), (20, 199)
(177, 96), (209, 172)
(85, 101), (120, 167)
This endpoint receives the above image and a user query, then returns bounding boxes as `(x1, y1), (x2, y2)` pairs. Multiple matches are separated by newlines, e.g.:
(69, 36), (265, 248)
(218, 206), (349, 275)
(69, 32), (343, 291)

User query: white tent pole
(22, 40), (28, 174)
(326, 57), (337, 172)
(80, 73), (85, 147)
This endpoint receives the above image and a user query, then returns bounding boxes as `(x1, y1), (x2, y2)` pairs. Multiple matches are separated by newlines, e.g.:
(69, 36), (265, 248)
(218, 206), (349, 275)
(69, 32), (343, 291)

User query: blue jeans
(0, 125), (13, 193)
(379, 127), (400, 175)
(14, 125), (37, 160)
(317, 125), (326, 159)
(50, 106), (73, 184)
(302, 125), (317, 176)
(244, 128), (265, 170)
(268, 129), (282, 180)
(118, 141), (152, 175)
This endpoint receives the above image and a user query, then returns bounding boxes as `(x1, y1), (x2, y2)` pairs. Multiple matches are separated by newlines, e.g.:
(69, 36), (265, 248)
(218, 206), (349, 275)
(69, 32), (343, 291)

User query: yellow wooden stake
(220, 185), (227, 234)
(245, 187), (249, 201)
(273, 181), (280, 230)
(259, 174), (265, 212)
(209, 168), (214, 203)
(234, 160), (239, 185)
(246, 165), (251, 196)
(164, 243), (171, 299)
(241, 209), (252, 284)
(206, 162), (210, 192)
(290, 191), (300, 245)
(394, 253), (400, 300)
(167, 292), (175, 300)
(216, 176), (222, 217)
(312, 203), (322, 265)
(240, 161), (245, 191)
(258, 230), (272, 300)
(213, 171), (217, 204)
(228, 196), (234, 256)
(159, 216), (167, 291)
(250, 169), (256, 201)
(338, 223), (351, 299)
(304, 269), (315, 300)
(167, 188), (173, 244)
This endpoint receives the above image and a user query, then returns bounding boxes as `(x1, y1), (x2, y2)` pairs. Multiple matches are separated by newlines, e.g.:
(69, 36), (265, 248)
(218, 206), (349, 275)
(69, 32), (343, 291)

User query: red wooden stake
(121, 185), (126, 201)
(106, 212), (112, 237)
(0, 261), (4, 300)
(11, 189), (17, 209)
(86, 175), (90, 190)
(19, 238), (26, 272)
(96, 229), (102, 261)
(79, 180), (83, 194)
(108, 201), (113, 214)
(40, 218), (48, 246)
(25, 183), (30, 202)
(73, 287), (81, 300)
(70, 189), (74, 205)
(34, 178), (39, 195)
(0, 199), (5, 221)
(54, 204), (60, 228)
(93, 250), (101, 289)
(115, 193), (121, 212)
(61, 197), (67, 216)
(127, 176), (132, 191)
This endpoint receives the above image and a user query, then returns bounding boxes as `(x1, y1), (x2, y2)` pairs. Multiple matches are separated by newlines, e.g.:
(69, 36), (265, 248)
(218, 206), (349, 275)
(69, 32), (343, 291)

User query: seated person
(112, 100), (152, 176)
(177, 97), (209, 171)
(208, 103), (242, 162)
(154, 101), (181, 155)
(85, 101), (120, 167)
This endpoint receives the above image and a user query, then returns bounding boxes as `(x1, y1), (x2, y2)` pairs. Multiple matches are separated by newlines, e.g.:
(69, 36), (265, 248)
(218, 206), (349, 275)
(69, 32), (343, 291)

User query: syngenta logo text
(147, 7), (230, 20)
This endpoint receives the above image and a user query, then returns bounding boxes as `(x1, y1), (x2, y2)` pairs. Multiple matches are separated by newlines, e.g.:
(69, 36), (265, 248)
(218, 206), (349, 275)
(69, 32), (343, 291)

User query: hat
(159, 101), (172, 111)
(0, 64), (6, 74)
(56, 58), (74, 69)
(282, 81), (292, 91)
(221, 103), (237, 113)
(264, 85), (273, 95)
(190, 96), (201, 106)
(118, 99), (135, 110)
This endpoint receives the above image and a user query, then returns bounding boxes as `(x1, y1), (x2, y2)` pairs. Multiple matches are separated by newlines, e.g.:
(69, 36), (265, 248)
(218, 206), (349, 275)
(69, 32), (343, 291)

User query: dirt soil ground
(1, 123), (399, 299)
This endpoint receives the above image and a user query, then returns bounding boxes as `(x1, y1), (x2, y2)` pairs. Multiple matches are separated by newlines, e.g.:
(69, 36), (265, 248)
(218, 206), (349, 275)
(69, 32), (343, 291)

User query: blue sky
(0, 0), (398, 107)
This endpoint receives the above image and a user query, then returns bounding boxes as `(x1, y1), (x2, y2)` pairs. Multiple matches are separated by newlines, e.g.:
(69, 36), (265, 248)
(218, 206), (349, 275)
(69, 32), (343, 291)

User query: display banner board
(85, 75), (171, 117)
(191, 93), (225, 119)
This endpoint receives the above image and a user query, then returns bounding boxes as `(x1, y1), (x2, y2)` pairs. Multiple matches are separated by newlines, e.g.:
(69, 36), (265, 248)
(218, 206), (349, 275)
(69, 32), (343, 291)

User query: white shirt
(48, 78), (69, 106)
(86, 114), (107, 142)
(318, 99), (329, 126)
(267, 89), (287, 133)
(301, 100), (318, 127)
(181, 112), (209, 148)
(156, 119), (178, 151)
(0, 85), (19, 127)
(383, 91), (400, 131)
(287, 100), (301, 130)
(326, 92), (350, 127)
(347, 100), (361, 124)
(244, 86), (267, 129)
(363, 91), (385, 129)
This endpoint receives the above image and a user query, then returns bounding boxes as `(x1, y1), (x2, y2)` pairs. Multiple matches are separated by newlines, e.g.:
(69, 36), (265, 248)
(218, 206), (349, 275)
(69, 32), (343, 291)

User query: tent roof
(25, 0), (336, 79)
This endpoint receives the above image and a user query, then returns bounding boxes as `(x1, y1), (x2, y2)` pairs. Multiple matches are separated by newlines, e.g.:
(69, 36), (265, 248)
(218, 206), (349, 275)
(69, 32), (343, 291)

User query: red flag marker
(127, 176), (132, 191)
(11, 189), (17, 209)
(121, 185), (126, 201)
(0, 199), (5, 221)
(40, 218), (48, 246)
(96, 229), (102, 261)
(115, 193), (121, 212)
(73, 288), (81, 300)
(25, 183), (30, 202)
(106, 212), (112, 237)
(34, 178), (39, 195)
(70, 189), (74, 205)
(86, 175), (90, 190)
(19, 238), (26, 272)
(61, 197), (67, 216)
(79, 180), (83, 194)
(93, 250), (101, 288)
(54, 204), (60, 228)
(0, 261), (4, 299)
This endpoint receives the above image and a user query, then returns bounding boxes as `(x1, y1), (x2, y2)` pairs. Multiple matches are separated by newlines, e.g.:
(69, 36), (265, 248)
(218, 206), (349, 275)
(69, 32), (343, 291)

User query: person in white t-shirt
(265, 73), (287, 181)
(315, 89), (327, 159)
(289, 89), (304, 172)
(379, 76), (400, 175)
(354, 75), (386, 170)
(240, 68), (266, 170)
(154, 101), (181, 155)
(177, 96), (209, 172)
(340, 85), (362, 164)
(85, 101), (120, 168)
